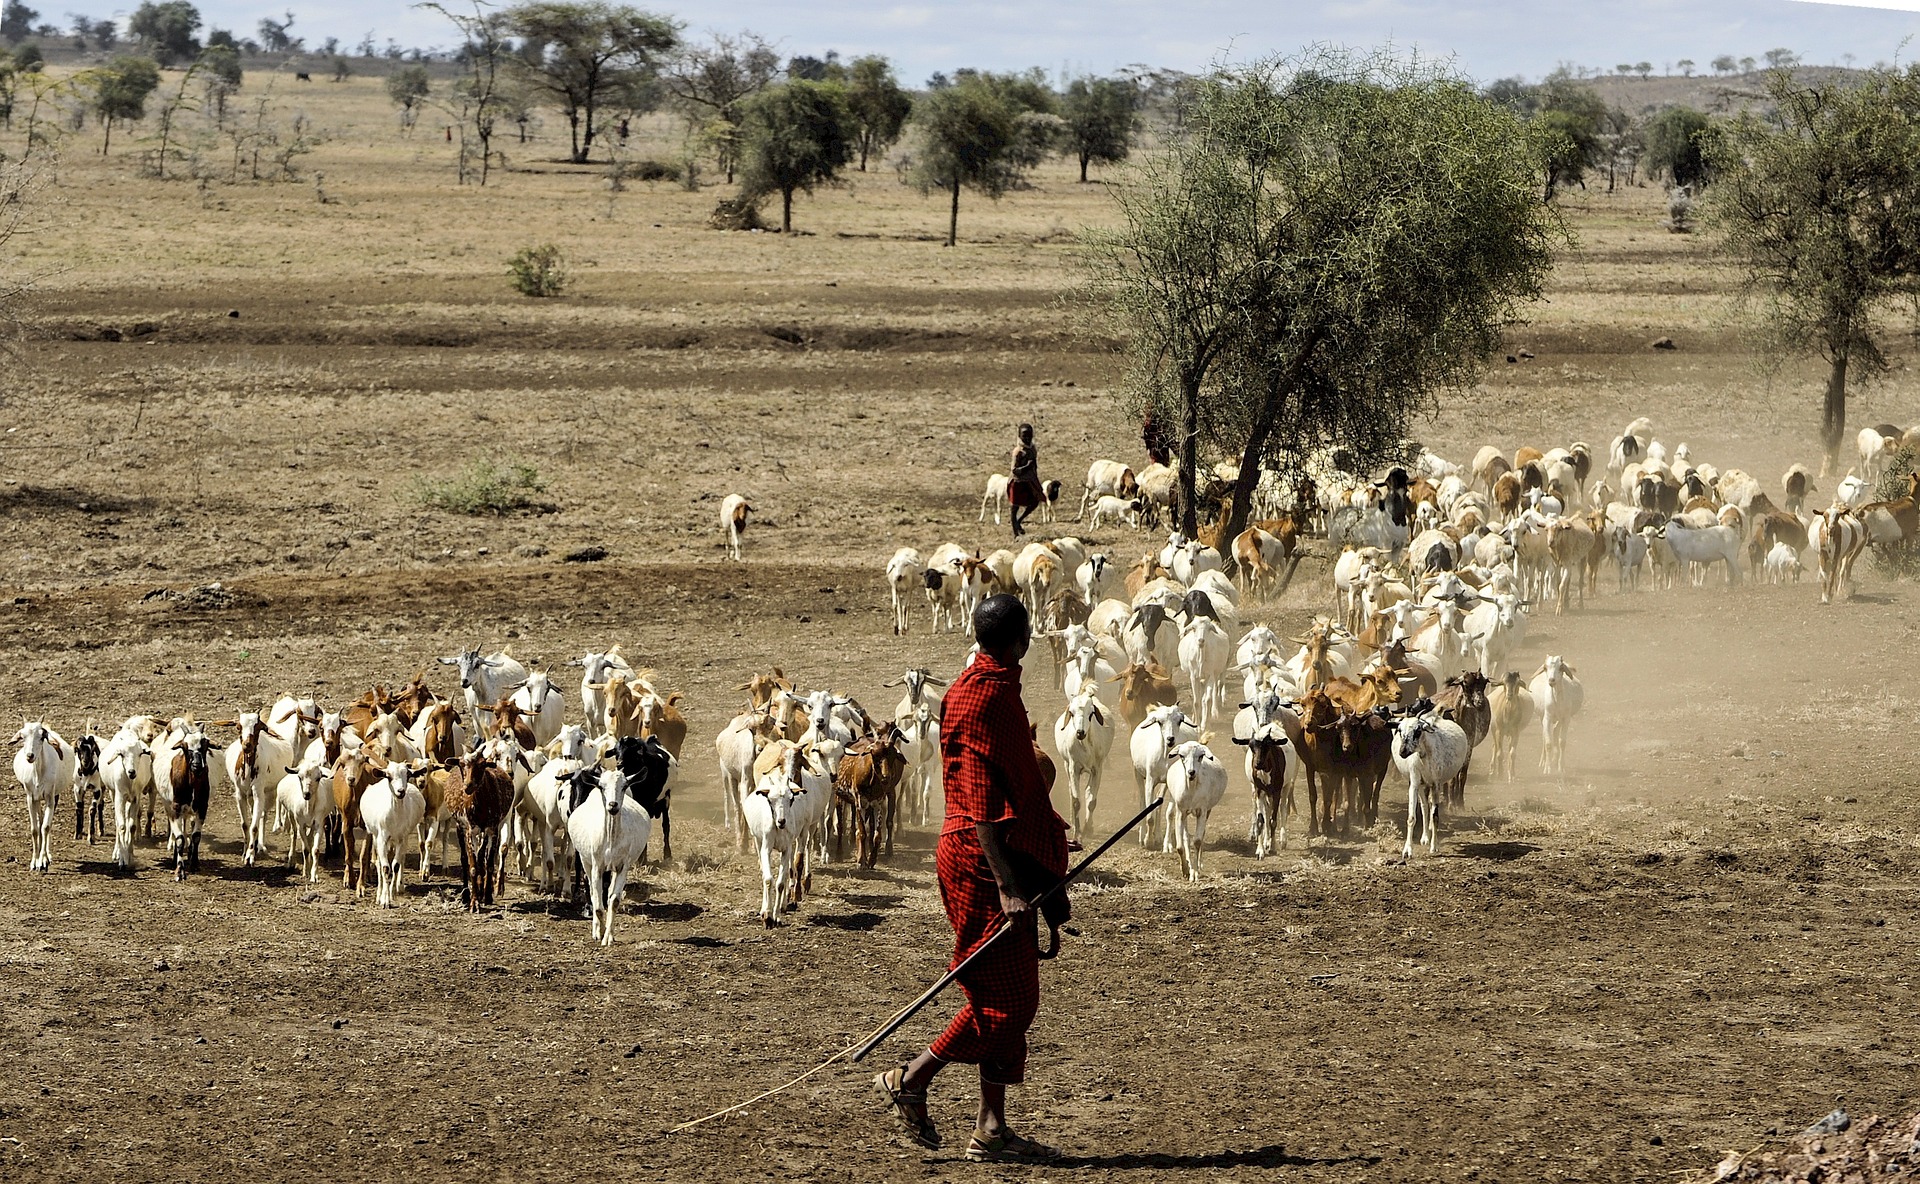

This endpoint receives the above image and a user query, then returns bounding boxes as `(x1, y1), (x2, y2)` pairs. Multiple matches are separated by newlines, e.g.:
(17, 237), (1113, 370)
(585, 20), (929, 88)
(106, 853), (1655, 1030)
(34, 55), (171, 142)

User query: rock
(1807, 1108), (1850, 1135)
(512, 543), (548, 559)
(1651, 336), (1677, 351)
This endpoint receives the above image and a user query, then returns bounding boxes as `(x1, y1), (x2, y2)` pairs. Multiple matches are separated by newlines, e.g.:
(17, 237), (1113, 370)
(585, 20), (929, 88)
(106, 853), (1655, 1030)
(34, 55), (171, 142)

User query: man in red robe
(873, 595), (1068, 1163)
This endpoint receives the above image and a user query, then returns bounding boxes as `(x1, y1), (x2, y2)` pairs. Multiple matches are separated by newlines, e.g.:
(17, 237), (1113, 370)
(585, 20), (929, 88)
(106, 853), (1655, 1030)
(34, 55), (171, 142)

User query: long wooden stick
(847, 794), (1165, 1063)
(665, 796), (1164, 1135)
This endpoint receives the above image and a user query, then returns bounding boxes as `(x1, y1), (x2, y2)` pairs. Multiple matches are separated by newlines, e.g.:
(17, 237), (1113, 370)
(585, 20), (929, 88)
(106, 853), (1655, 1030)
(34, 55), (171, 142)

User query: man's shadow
(1057, 1146), (1382, 1170)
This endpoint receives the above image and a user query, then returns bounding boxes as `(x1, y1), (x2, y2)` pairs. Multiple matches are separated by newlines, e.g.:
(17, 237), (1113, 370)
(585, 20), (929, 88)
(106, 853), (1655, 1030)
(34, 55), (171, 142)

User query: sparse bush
(631, 158), (679, 183)
(410, 457), (550, 515)
(506, 244), (567, 297)
(1868, 445), (1919, 578)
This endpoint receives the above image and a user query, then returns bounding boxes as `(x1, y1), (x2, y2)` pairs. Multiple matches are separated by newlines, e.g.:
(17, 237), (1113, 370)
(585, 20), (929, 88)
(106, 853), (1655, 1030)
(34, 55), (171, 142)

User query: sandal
(966, 1130), (1061, 1164)
(872, 1065), (940, 1150)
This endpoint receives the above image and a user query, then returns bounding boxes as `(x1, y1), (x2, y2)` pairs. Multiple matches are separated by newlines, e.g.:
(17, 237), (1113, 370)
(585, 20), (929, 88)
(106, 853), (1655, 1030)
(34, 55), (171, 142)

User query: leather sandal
(872, 1065), (940, 1149)
(966, 1130), (1061, 1163)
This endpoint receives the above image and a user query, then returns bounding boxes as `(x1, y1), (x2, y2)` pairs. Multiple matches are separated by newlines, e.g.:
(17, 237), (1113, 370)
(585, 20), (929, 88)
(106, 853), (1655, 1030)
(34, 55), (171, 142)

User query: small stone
(512, 543), (547, 559)
(152, 958), (169, 971)
(1650, 336), (1677, 351)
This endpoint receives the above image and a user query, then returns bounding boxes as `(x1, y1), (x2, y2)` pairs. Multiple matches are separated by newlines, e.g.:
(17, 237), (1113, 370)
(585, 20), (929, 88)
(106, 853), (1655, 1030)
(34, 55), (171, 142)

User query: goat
(1232, 719), (1295, 859)
(564, 766), (652, 944)
(1079, 459), (1139, 521)
(743, 766), (798, 925)
(221, 711), (298, 867)
(1178, 616), (1231, 728)
(1527, 656), (1584, 774)
(1814, 506), (1869, 605)
(275, 759), (331, 883)
(980, 473), (1011, 524)
(330, 747), (385, 894)
(1165, 739), (1227, 881)
(439, 647), (529, 740)
(14, 721), (77, 872)
(361, 760), (428, 907)
(721, 493), (752, 560)
(100, 725), (151, 871)
(838, 728), (908, 869)
(1129, 705), (1197, 848)
(442, 751), (516, 910)
(885, 547), (926, 635)
(1053, 687), (1114, 835)
(611, 735), (677, 863)
(165, 727), (219, 881)
(510, 670), (564, 748)
(1394, 711), (1470, 858)
(1486, 671), (1533, 783)
(72, 729), (104, 845)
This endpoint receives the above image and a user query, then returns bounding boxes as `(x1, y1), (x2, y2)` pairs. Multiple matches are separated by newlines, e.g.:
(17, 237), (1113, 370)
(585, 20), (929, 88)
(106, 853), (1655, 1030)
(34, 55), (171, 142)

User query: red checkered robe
(929, 651), (1068, 1085)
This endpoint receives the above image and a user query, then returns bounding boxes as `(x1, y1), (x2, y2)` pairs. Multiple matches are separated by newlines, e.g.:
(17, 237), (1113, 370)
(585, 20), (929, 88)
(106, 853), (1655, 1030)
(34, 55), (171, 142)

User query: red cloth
(937, 653), (1067, 873)
(928, 653), (1067, 1084)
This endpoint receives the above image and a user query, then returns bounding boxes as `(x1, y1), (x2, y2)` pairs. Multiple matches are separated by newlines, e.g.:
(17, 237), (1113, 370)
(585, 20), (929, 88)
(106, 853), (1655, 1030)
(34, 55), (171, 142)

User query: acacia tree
(424, 0), (509, 184)
(1081, 49), (1561, 542)
(386, 62), (430, 129)
(505, 1), (679, 164)
(127, 1), (200, 65)
(1062, 75), (1137, 182)
(1644, 105), (1712, 188)
(1709, 67), (1920, 472)
(844, 54), (909, 170)
(661, 30), (781, 183)
(737, 79), (853, 232)
(87, 55), (160, 153)
(910, 73), (1055, 247)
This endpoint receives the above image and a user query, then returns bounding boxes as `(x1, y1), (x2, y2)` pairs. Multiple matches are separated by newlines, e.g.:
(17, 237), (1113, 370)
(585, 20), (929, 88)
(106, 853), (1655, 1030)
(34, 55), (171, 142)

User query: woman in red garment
(872, 595), (1068, 1163)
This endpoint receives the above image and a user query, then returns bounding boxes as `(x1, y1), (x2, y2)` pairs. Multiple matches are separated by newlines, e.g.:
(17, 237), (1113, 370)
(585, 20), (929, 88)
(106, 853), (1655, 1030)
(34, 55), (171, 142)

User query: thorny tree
(421, 0), (510, 184)
(505, 1), (678, 164)
(1709, 67), (1920, 473)
(1080, 49), (1561, 543)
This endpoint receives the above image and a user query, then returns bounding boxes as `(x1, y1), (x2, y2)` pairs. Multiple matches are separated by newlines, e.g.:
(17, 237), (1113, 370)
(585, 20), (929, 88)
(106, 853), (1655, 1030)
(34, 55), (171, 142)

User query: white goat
(274, 759), (330, 882)
(721, 492), (752, 560)
(1130, 706), (1198, 849)
(1177, 616), (1230, 727)
(742, 767), (798, 925)
(1393, 714), (1469, 859)
(565, 766), (652, 946)
(1053, 688), (1114, 835)
(511, 671), (565, 748)
(100, 725), (151, 871)
(223, 711), (298, 867)
(361, 760), (427, 907)
(1528, 655), (1585, 775)
(14, 721), (76, 872)
(885, 547), (926, 635)
(1165, 739), (1228, 881)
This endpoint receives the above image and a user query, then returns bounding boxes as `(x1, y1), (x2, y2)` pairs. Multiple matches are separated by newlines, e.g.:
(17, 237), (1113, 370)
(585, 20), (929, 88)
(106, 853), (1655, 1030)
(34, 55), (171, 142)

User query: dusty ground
(1, 75), (1919, 1183)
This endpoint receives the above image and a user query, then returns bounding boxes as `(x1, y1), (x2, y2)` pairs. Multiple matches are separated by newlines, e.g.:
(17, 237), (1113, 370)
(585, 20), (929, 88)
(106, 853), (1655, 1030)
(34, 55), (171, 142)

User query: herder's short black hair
(974, 594), (1030, 652)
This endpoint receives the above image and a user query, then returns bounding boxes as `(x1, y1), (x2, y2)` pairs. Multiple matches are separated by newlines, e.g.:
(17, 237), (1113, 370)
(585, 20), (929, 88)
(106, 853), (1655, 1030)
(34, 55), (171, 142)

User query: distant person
(1008, 423), (1042, 537)
(618, 118), (630, 144)
(872, 595), (1068, 1163)
(1142, 409), (1173, 468)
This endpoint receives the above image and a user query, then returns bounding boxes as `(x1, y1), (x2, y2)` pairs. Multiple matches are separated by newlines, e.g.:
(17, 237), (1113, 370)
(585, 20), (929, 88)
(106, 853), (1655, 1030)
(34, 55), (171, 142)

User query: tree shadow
(0, 485), (147, 515)
(1058, 1146), (1382, 1170)
(672, 935), (732, 949)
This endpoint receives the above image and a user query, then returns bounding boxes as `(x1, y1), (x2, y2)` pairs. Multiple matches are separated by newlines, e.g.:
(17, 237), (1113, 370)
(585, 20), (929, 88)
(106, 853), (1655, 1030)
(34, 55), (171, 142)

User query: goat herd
(8, 416), (1908, 944)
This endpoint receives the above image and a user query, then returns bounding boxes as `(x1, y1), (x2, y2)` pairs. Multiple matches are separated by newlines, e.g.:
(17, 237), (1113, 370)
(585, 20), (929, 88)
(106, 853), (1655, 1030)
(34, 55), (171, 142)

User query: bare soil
(1, 85), (1918, 1182)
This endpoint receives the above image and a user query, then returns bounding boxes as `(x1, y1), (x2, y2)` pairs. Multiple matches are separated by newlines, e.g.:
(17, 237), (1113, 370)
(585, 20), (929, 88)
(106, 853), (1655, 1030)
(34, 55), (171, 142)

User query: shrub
(410, 457), (550, 515)
(506, 243), (568, 297)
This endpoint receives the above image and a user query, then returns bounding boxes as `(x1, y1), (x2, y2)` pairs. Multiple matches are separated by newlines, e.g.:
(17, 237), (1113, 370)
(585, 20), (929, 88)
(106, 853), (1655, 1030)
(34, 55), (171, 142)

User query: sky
(62, 0), (1920, 85)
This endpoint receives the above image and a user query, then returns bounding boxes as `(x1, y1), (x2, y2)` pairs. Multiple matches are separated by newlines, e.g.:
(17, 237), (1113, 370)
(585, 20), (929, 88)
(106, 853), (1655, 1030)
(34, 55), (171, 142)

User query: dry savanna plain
(1, 69), (1919, 1184)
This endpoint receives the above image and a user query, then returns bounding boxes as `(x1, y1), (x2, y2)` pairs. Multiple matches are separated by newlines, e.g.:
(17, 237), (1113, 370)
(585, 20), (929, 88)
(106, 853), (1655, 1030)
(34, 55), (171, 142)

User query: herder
(872, 594), (1068, 1163)
(1007, 423), (1043, 538)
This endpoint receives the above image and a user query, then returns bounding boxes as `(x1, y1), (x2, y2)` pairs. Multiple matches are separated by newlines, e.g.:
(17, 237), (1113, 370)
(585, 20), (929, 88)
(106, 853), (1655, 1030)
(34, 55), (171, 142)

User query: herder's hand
(997, 889), (1031, 920)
